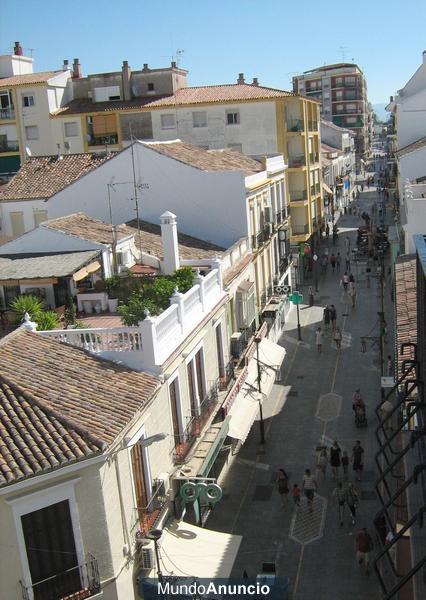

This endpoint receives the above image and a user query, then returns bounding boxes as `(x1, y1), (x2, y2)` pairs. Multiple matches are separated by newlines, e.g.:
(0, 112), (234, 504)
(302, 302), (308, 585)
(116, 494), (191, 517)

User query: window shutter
(92, 114), (117, 135)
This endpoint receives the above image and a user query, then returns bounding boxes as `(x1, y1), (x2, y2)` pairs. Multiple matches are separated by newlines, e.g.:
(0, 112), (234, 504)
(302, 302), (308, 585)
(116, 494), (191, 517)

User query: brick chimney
(237, 73), (245, 84)
(122, 60), (132, 101)
(160, 211), (180, 275)
(72, 58), (82, 79)
(14, 41), (23, 56)
(252, 77), (259, 86)
(171, 61), (177, 68)
(142, 63), (150, 72)
(62, 59), (69, 72)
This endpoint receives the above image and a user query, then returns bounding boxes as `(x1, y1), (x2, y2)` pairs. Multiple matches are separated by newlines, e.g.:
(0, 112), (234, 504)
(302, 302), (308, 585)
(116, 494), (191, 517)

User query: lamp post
(255, 336), (266, 445)
(146, 529), (163, 583)
(289, 291), (303, 341)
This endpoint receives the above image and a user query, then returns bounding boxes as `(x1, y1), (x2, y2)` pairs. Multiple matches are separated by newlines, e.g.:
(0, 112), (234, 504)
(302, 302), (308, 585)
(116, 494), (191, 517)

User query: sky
(1, 0), (425, 105)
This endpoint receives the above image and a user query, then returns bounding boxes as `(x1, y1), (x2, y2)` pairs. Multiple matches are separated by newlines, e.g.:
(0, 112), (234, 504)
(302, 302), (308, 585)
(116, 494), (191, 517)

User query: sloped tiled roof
(394, 255), (417, 379)
(43, 213), (135, 244)
(0, 70), (63, 88)
(0, 329), (161, 478)
(0, 375), (103, 486)
(0, 250), (100, 280)
(395, 135), (426, 158)
(126, 219), (225, 260)
(0, 153), (115, 201)
(144, 141), (262, 176)
(54, 83), (299, 116)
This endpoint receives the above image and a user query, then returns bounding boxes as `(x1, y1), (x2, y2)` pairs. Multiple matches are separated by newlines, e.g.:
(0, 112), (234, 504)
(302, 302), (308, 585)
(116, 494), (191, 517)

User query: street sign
(289, 291), (303, 305)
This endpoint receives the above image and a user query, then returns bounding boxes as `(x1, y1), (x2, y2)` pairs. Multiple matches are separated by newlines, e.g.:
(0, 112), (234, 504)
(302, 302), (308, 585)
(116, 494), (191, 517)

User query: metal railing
(287, 119), (304, 132)
(192, 381), (220, 433)
(131, 481), (168, 538)
(276, 209), (286, 223)
(20, 555), (100, 600)
(219, 360), (235, 391)
(0, 140), (19, 153)
(288, 155), (306, 168)
(0, 107), (15, 120)
(172, 416), (198, 464)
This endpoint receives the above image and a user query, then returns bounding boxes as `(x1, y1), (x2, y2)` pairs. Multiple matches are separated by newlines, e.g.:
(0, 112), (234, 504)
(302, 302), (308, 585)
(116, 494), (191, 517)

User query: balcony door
(21, 500), (80, 599)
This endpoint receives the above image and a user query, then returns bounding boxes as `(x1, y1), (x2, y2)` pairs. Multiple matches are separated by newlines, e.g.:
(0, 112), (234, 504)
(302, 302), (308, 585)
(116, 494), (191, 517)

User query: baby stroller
(354, 404), (368, 428)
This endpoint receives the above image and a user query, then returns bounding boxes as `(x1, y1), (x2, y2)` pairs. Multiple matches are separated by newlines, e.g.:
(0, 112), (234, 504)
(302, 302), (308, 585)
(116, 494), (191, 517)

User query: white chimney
(160, 211), (180, 274)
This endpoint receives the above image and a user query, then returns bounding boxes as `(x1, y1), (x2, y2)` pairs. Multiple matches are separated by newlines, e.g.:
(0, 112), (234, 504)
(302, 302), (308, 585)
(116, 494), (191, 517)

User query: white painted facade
(393, 52), (426, 149)
(149, 101), (278, 156)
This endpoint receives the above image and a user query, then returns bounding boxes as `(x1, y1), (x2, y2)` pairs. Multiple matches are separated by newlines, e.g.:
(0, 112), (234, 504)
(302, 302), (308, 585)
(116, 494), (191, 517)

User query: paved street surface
(208, 169), (392, 599)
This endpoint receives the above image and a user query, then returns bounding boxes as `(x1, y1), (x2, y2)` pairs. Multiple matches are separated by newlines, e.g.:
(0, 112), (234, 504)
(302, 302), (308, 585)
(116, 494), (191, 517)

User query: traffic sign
(289, 291), (303, 305)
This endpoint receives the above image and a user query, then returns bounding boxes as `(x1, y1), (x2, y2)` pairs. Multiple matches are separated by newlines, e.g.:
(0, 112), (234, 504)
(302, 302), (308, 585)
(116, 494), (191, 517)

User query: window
(25, 125), (39, 140)
(335, 90), (343, 100)
(10, 211), (25, 236)
(64, 121), (78, 137)
(93, 86), (121, 102)
(147, 83), (155, 91)
(21, 500), (80, 599)
(169, 378), (182, 441)
(33, 210), (48, 227)
(22, 94), (35, 107)
(161, 113), (176, 129)
(345, 76), (356, 86)
(336, 104), (344, 112)
(346, 116), (357, 124)
(195, 349), (205, 402)
(192, 111), (207, 128)
(226, 110), (240, 125)
(335, 77), (343, 86)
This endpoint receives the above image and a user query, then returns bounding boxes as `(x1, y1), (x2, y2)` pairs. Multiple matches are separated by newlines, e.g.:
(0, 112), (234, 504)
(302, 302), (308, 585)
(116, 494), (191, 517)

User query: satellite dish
(25, 146), (32, 157)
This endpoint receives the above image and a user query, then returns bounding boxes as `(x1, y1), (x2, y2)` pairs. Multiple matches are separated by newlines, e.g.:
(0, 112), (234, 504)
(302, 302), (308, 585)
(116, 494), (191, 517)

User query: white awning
(156, 520), (242, 579)
(228, 338), (286, 443)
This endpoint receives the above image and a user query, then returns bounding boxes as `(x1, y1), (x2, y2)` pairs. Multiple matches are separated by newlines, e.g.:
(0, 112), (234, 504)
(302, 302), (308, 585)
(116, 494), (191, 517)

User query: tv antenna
(28, 48), (37, 58)
(339, 46), (347, 62)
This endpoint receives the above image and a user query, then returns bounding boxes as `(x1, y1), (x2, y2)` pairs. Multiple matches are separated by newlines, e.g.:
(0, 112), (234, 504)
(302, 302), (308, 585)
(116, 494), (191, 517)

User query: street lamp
(289, 291), (303, 341)
(255, 336), (266, 445)
(146, 528), (163, 582)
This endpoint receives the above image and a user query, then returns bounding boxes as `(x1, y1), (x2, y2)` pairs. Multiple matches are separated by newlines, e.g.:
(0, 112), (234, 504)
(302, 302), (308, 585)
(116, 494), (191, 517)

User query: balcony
(334, 107), (363, 115)
(0, 107), (15, 120)
(276, 209), (287, 223)
(131, 481), (168, 539)
(0, 140), (19, 153)
(333, 116), (364, 128)
(173, 416), (198, 464)
(287, 119), (304, 132)
(87, 134), (118, 147)
(219, 360), (235, 391)
(192, 381), (220, 433)
(292, 224), (309, 235)
(308, 120), (318, 131)
(20, 555), (101, 600)
(288, 154), (306, 168)
(290, 189), (307, 201)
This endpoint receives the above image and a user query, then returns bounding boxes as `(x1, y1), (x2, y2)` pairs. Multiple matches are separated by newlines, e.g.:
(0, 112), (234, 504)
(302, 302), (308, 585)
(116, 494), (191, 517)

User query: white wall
(396, 87), (426, 149)
(151, 101), (278, 156)
(404, 198), (426, 253)
(399, 145), (426, 185)
(0, 199), (46, 239)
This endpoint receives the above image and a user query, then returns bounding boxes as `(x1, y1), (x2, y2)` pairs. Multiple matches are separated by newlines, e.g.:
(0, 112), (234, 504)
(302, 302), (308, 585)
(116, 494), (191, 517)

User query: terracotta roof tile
(43, 212), (134, 244)
(54, 83), (299, 116)
(0, 329), (161, 474)
(394, 255), (417, 378)
(0, 70), (63, 87)
(0, 153), (115, 201)
(145, 141), (262, 176)
(0, 250), (100, 280)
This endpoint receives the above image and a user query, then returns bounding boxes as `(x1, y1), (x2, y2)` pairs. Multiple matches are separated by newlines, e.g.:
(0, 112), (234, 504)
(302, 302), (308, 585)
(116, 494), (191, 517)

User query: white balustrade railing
(39, 268), (225, 371)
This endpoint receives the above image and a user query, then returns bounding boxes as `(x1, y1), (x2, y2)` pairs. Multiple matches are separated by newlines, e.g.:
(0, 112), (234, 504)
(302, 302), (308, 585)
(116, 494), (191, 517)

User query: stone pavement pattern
(208, 169), (392, 599)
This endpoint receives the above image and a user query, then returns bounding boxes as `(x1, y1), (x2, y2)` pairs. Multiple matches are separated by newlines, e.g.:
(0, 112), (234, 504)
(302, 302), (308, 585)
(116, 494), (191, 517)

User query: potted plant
(104, 275), (121, 312)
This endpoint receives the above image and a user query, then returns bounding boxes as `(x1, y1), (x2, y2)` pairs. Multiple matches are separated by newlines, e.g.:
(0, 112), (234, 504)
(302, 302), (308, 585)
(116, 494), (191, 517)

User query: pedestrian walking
(325, 223), (330, 240)
(292, 483), (301, 507)
(342, 451), (349, 479)
(276, 468), (290, 507)
(315, 327), (323, 354)
(308, 285), (314, 307)
(323, 305), (331, 331)
(316, 448), (328, 480)
(341, 272), (349, 291)
(352, 440), (364, 481)
(330, 253), (336, 272)
(361, 183), (364, 192)
(345, 253), (351, 271)
(355, 528), (373, 574)
(336, 252), (341, 272)
(332, 481), (347, 526)
(330, 441), (342, 479)
(330, 305), (337, 330)
(349, 283), (357, 308)
(387, 354), (393, 377)
(333, 326), (342, 349)
(302, 469), (317, 513)
(346, 483), (359, 525)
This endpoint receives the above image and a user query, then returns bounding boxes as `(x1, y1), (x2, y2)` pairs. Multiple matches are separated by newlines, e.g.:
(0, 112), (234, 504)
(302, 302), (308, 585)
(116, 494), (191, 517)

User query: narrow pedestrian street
(208, 174), (391, 599)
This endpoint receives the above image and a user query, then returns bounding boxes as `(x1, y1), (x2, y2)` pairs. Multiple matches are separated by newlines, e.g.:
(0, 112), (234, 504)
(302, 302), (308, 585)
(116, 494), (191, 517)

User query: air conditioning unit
(135, 539), (155, 570)
(230, 332), (243, 359)
(153, 473), (170, 497)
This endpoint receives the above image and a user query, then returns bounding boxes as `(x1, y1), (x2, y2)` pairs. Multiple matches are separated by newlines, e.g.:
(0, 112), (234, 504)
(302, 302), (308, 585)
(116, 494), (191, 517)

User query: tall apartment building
(0, 42), (71, 177)
(293, 63), (371, 163)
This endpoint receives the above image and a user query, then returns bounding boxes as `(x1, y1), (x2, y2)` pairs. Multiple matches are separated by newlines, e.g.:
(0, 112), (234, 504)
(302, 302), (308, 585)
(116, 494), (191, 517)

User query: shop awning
(72, 260), (101, 282)
(156, 520), (242, 579)
(322, 182), (333, 195)
(228, 338), (286, 443)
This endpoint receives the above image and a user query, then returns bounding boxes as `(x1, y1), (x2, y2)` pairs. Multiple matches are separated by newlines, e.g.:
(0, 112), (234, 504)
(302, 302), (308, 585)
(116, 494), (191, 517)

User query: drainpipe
(113, 455), (132, 557)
